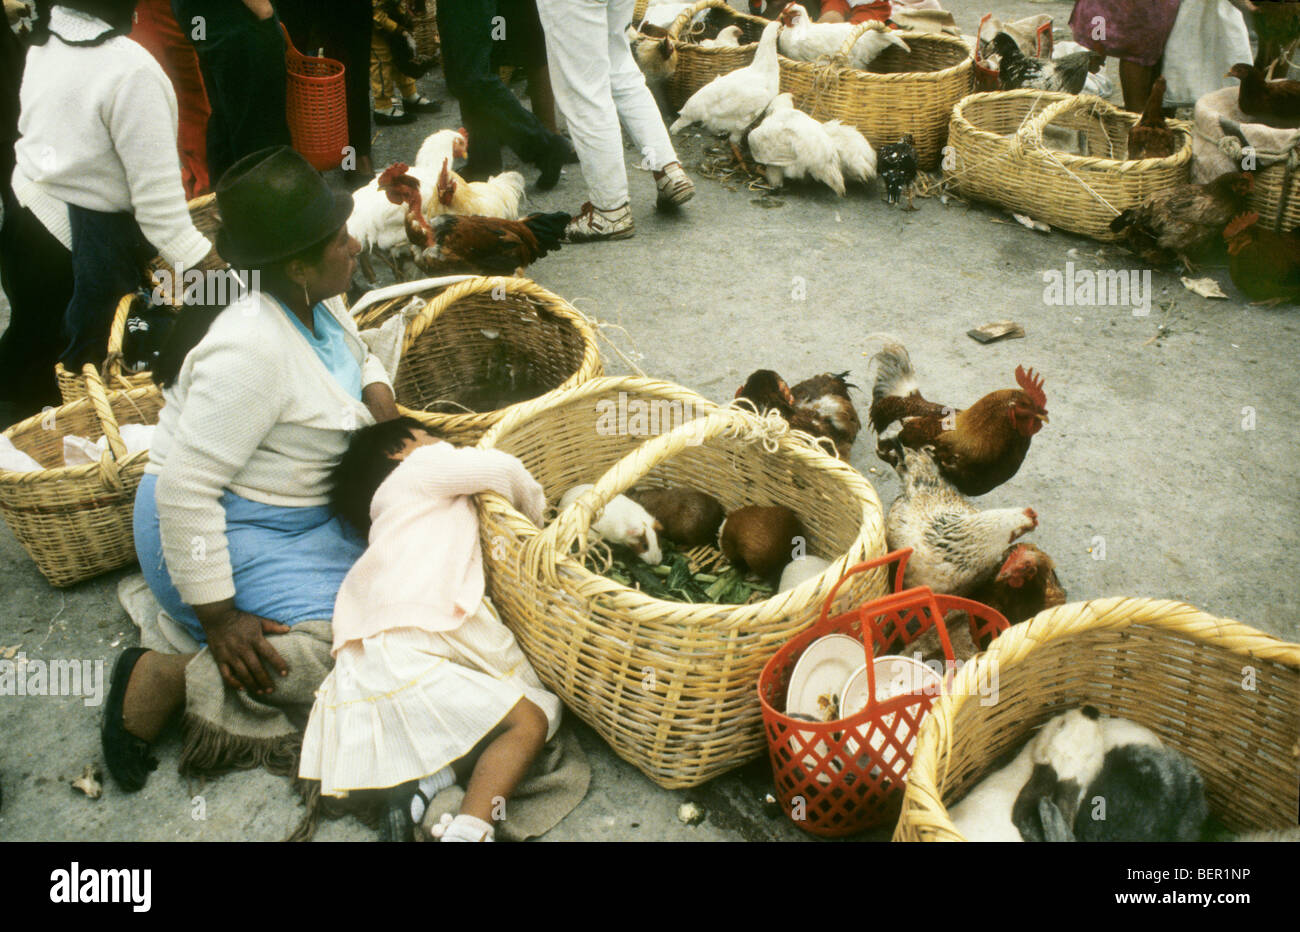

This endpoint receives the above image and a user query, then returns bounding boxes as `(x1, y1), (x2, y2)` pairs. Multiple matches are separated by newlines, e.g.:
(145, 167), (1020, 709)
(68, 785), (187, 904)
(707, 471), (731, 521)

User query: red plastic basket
(282, 25), (348, 171)
(757, 549), (1010, 837)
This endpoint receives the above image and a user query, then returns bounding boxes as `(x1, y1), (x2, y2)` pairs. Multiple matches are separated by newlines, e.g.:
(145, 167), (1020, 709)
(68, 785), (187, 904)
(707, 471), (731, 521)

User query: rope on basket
(567, 298), (648, 378)
(1217, 134), (1300, 232)
(725, 397), (840, 458)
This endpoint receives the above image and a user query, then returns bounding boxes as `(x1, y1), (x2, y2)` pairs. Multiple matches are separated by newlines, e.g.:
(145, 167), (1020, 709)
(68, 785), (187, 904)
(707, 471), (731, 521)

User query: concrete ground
(0, 0), (1296, 842)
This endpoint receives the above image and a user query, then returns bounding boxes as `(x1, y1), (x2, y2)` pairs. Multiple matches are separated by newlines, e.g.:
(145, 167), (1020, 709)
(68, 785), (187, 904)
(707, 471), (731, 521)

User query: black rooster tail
(523, 211), (572, 256)
(1054, 50), (1094, 95)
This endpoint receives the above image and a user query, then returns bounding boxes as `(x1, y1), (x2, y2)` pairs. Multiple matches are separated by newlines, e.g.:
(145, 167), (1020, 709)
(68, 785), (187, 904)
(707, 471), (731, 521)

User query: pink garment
(1069, 0), (1182, 67)
(329, 441), (546, 654)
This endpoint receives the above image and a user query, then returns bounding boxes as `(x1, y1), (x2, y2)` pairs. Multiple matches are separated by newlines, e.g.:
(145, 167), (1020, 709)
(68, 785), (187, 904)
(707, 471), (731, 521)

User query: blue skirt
(133, 473), (367, 643)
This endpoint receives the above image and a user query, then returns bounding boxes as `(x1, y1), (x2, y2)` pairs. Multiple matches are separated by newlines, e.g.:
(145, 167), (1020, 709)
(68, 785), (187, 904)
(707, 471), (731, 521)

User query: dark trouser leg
(0, 198), (72, 413)
(437, 0), (554, 168)
(62, 207), (154, 371)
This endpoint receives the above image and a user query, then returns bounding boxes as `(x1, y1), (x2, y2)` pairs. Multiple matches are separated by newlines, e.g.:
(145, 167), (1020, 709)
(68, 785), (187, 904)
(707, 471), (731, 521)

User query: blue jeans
(133, 473), (367, 643)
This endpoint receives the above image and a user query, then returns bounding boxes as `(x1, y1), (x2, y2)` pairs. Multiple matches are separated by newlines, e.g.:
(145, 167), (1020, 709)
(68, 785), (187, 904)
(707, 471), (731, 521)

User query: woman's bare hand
(196, 603), (291, 695)
(242, 0), (275, 21)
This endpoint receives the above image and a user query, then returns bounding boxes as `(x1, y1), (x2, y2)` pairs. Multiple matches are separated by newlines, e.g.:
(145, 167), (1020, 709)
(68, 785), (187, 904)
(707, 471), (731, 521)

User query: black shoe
(374, 108), (416, 126)
(535, 135), (575, 191)
(378, 780), (420, 842)
(101, 647), (159, 793)
(402, 95), (443, 114)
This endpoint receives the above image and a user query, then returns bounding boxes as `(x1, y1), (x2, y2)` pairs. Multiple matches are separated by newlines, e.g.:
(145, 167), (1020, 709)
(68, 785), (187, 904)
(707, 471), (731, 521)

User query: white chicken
(777, 3), (910, 69)
(347, 128), (468, 281)
(746, 93), (845, 195)
(669, 18), (782, 156)
(886, 446), (1039, 596)
(821, 119), (877, 186)
(700, 25), (742, 48)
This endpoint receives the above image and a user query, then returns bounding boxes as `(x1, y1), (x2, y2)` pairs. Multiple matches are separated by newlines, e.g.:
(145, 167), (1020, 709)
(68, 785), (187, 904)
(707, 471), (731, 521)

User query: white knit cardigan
(11, 6), (210, 268)
(147, 291), (393, 607)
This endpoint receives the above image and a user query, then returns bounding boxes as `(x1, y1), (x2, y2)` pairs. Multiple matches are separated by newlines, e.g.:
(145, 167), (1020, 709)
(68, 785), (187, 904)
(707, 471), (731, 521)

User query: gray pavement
(0, 0), (1296, 842)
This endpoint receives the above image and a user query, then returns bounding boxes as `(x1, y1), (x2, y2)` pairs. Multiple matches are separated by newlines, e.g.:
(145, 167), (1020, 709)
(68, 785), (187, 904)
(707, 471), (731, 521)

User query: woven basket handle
(832, 19), (889, 63)
(81, 363), (126, 490)
(1009, 92), (1112, 158)
(523, 407), (749, 578)
(668, 0), (729, 41)
(102, 292), (137, 385)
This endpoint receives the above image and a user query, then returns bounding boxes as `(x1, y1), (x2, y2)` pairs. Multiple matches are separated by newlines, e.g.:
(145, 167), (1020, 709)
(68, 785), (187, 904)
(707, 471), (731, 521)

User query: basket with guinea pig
(945, 90), (1194, 241)
(352, 276), (603, 448)
(667, 0), (771, 110)
(55, 194), (221, 403)
(758, 548), (1010, 837)
(0, 365), (162, 587)
(778, 22), (973, 171)
(475, 376), (888, 789)
(894, 597), (1300, 841)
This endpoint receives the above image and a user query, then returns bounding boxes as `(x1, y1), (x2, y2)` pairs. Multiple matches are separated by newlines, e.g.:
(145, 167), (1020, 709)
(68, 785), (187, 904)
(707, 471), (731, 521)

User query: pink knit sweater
(329, 442), (546, 654)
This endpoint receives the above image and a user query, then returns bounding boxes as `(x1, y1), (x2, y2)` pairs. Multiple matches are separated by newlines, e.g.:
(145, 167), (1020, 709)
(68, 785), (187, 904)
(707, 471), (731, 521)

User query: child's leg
(455, 697), (548, 825)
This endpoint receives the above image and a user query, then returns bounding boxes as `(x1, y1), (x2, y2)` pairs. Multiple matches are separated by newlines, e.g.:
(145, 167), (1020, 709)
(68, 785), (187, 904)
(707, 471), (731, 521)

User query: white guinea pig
(559, 484), (664, 565)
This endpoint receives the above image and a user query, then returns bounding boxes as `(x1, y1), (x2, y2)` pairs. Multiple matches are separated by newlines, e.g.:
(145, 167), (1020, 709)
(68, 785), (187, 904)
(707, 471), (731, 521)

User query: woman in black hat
(102, 146), (399, 792)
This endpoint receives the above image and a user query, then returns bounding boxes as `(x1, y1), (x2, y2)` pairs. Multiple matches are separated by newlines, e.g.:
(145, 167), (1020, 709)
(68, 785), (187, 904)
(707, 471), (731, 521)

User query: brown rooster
(1224, 212), (1300, 305)
(734, 369), (860, 459)
(1127, 76), (1176, 160)
(869, 343), (1047, 497)
(969, 542), (1066, 626)
(1227, 63), (1300, 122)
(380, 164), (570, 276)
(1109, 170), (1255, 271)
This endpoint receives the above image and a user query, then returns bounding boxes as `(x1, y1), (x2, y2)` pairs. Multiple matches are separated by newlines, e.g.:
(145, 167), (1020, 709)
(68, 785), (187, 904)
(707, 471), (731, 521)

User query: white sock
(410, 766), (455, 824)
(439, 814), (495, 843)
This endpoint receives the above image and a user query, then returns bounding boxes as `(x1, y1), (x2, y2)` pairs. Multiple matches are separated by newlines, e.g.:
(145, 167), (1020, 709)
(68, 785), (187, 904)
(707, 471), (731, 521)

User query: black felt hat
(214, 146), (353, 268)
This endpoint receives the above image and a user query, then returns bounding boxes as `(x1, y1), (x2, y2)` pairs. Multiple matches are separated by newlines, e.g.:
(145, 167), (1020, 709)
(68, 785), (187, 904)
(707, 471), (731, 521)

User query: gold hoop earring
(302, 281), (311, 311)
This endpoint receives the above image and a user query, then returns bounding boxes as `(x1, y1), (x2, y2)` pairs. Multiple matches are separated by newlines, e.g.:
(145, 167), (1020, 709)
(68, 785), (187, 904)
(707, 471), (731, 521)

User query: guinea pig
(559, 484), (664, 565)
(718, 505), (806, 582)
(627, 486), (726, 547)
(778, 555), (832, 592)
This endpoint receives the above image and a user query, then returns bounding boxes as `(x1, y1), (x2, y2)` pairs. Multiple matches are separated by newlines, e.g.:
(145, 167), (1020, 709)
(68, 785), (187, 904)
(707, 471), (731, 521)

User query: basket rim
(478, 376), (887, 634)
(392, 275), (603, 429)
(950, 89), (1195, 172)
(894, 596), (1300, 842)
(668, 0), (769, 43)
(779, 29), (973, 83)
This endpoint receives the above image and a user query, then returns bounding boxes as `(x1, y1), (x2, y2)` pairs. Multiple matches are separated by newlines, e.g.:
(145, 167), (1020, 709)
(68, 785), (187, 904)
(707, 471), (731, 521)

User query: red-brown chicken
(1109, 170), (1255, 271)
(969, 542), (1066, 625)
(734, 369), (860, 459)
(1127, 76), (1176, 160)
(379, 163), (570, 276)
(869, 343), (1047, 497)
(1223, 212), (1300, 305)
(1227, 63), (1300, 121)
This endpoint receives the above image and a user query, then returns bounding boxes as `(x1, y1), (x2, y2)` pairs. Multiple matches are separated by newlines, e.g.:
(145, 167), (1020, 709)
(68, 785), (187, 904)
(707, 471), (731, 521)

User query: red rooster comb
(1014, 365), (1047, 410)
(1223, 211), (1260, 239)
(456, 127), (468, 141)
(377, 162), (410, 187)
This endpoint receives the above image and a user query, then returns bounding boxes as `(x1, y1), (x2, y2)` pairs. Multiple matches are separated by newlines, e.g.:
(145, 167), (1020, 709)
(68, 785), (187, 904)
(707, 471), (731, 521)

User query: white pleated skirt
(299, 598), (562, 797)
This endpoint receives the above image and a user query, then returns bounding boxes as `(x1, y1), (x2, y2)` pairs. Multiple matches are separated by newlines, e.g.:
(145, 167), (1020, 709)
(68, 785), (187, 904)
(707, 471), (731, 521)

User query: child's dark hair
(329, 416), (429, 535)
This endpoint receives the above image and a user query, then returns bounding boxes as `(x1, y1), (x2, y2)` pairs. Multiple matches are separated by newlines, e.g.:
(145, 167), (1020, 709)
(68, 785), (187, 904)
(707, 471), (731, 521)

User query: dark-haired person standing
(1, 0), (219, 413)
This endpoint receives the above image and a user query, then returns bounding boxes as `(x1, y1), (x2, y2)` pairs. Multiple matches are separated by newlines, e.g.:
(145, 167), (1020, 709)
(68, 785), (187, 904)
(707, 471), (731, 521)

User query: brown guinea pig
(719, 505), (806, 582)
(628, 486), (726, 547)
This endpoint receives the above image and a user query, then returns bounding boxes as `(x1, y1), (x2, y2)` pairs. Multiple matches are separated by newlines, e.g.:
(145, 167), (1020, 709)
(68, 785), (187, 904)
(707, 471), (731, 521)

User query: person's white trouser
(535, 0), (679, 210)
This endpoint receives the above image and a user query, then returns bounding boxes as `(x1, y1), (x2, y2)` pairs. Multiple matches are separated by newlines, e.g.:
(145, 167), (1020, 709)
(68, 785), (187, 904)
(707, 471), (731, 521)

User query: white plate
(840, 655), (944, 779)
(785, 634), (865, 722)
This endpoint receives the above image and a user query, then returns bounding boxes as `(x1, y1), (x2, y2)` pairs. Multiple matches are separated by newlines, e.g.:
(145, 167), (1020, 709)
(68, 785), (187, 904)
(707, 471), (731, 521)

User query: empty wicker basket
(945, 90), (1194, 241)
(355, 276), (602, 447)
(894, 597), (1300, 841)
(780, 23), (973, 171)
(476, 376), (889, 788)
(0, 365), (162, 587)
(668, 0), (770, 110)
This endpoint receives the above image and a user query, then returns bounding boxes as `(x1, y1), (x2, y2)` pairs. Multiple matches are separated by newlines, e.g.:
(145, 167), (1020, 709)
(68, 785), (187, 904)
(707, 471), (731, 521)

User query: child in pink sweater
(298, 417), (560, 842)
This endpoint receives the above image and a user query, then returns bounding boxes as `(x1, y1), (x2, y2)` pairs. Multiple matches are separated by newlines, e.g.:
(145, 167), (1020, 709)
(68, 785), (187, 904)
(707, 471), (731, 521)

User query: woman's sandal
(100, 647), (159, 792)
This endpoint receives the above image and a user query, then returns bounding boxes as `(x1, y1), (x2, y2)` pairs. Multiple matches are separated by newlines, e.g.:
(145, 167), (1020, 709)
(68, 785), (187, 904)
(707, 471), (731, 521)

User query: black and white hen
(878, 134), (918, 211)
(991, 32), (1093, 95)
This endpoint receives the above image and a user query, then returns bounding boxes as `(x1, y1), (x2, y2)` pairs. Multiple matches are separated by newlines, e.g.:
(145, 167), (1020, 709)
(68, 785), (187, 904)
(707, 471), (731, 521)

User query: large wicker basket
(476, 377), (889, 788)
(355, 276), (603, 447)
(780, 23), (973, 171)
(668, 0), (770, 110)
(945, 90), (1194, 241)
(55, 294), (156, 403)
(894, 598), (1300, 841)
(0, 365), (162, 587)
